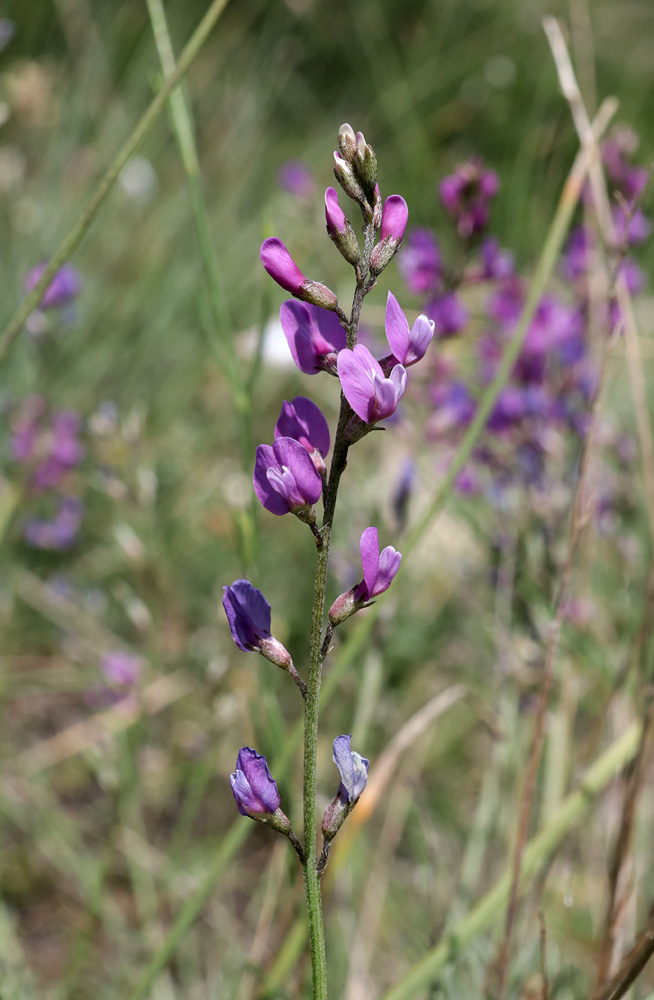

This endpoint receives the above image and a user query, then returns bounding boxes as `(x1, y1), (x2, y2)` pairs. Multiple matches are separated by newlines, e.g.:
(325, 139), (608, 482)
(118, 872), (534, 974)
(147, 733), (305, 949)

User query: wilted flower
(337, 344), (406, 424)
(253, 437), (322, 517)
(279, 300), (347, 376)
(275, 397), (330, 476)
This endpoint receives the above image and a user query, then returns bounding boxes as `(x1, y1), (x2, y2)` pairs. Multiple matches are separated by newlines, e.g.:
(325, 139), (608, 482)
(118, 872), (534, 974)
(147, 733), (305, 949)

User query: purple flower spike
(338, 344), (406, 423)
(223, 579), (272, 652)
(253, 436), (322, 516)
(332, 734), (369, 804)
(359, 526), (402, 599)
(280, 300), (347, 376)
(379, 195), (408, 245)
(399, 228), (442, 295)
(275, 397), (330, 475)
(230, 747), (281, 817)
(24, 261), (82, 309)
(261, 238), (338, 311)
(385, 291), (434, 367)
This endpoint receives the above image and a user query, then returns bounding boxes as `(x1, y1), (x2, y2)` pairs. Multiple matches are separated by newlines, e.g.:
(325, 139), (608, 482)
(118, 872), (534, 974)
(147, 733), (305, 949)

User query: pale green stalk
(380, 721), (642, 1000)
(0, 0), (231, 369)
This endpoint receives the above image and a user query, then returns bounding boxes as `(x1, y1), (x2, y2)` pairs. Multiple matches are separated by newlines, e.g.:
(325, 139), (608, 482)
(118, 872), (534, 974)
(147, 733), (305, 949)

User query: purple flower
(487, 276), (524, 327)
(370, 195), (409, 274)
(487, 386), (527, 432)
(426, 292), (468, 338)
(278, 160), (315, 197)
(601, 128), (649, 200)
(260, 238), (338, 311)
(223, 579), (294, 671)
(612, 205), (651, 246)
(279, 300), (347, 375)
(230, 747), (281, 817)
(23, 496), (83, 550)
(10, 397), (84, 493)
(24, 262), (82, 309)
(332, 734), (369, 803)
(439, 159), (499, 238)
(399, 228), (442, 295)
(562, 226), (592, 281)
(384, 291), (434, 366)
(337, 344), (406, 423)
(253, 437), (322, 516)
(275, 396), (330, 475)
(480, 237), (514, 279)
(324, 187), (360, 265)
(100, 651), (143, 686)
(428, 380), (476, 438)
(356, 526), (402, 600)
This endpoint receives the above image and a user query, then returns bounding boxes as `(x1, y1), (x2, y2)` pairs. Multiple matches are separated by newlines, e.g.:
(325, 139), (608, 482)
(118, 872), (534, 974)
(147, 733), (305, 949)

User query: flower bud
(325, 187), (361, 266)
(333, 152), (367, 207)
(370, 195), (408, 275)
(354, 133), (378, 197)
(321, 735), (369, 841)
(337, 123), (357, 162)
(260, 238), (339, 312)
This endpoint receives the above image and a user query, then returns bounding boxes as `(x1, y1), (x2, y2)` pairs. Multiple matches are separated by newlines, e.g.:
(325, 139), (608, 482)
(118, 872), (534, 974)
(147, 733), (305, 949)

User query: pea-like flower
(275, 397), (330, 476)
(260, 238), (338, 311)
(384, 291), (434, 367)
(280, 300), (347, 376)
(231, 747), (282, 817)
(253, 437), (323, 517)
(337, 344), (406, 424)
(370, 195), (409, 275)
(329, 526), (402, 625)
(321, 735), (369, 842)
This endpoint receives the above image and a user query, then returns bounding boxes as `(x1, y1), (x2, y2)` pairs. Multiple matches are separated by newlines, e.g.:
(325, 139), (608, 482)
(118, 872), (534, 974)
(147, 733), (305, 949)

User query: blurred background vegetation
(1, 0), (653, 997)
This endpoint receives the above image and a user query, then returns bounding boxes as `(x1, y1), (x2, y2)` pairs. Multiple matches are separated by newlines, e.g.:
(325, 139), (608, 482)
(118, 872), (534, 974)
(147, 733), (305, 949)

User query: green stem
(0, 0), (231, 369)
(380, 721), (642, 1000)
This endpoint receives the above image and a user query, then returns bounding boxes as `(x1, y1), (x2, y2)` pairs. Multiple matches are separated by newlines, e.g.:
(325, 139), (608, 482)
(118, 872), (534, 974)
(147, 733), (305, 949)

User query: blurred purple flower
(439, 159), (499, 238)
(426, 291), (468, 338)
(612, 205), (651, 246)
(562, 226), (591, 281)
(23, 496), (83, 550)
(480, 237), (514, 279)
(24, 261), (82, 309)
(11, 397), (84, 494)
(384, 291), (434, 366)
(399, 228), (442, 295)
(278, 160), (315, 197)
(230, 747), (281, 816)
(279, 300), (346, 375)
(274, 396), (330, 475)
(253, 436), (322, 515)
(487, 276), (523, 327)
(100, 650), (143, 686)
(338, 344), (406, 423)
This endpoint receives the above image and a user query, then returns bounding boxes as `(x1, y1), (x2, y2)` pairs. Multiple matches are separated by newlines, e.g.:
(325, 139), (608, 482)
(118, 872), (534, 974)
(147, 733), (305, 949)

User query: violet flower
(230, 747), (281, 817)
(222, 578), (292, 667)
(480, 237), (514, 279)
(100, 651), (143, 687)
(425, 292), (468, 339)
(329, 526), (402, 624)
(23, 496), (83, 550)
(337, 344), (406, 424)
(279, 300), (347, 375)
(384, 291), (434, 367)
(260, 238), (338, 311)
(399, 228), (442, 295)
(24, 262), (82, 309)
(321, 735), (369, 841)
(253, 437), (322, 517)
(439, 159), (499, 238)
(275, 397), (330, 476)
(278, 160), (315, 197)
(370, 195), (409, 275)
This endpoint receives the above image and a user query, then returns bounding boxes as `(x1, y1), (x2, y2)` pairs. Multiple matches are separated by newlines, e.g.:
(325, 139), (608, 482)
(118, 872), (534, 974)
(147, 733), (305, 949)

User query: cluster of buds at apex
(333, 123), (379, 222)
(325, 187), (361, 266)
(329, 527), (402, 625)
(321, 735), (369, 842)
(369, 195), (409, 276)
(260, 238), (338, 311)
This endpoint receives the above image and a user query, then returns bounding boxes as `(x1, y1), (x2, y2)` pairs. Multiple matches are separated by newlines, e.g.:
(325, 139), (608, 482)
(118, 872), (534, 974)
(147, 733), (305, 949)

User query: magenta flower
(370, 195), (409, 274)
(384, 291), (434, 367)
(100, 651), (143, 686)
(230, 747), (281, 817)
(24, 261), (82, 309)
(253, 437), (322, 516)
(324, 187), (360, 264)
(10, 397), (84, 493)
(329, 526), (402, 624)
(275, 397), (330, 475)
(279, 300), (347, 376)
(426, 292), (469, 339)
(399, 228), (442, 295)
(261, 238), (338, 311)
(337, 344), (406, 423)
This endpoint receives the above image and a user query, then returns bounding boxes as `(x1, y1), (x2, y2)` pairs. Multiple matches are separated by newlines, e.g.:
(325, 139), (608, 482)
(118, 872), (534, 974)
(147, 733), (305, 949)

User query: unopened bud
(301, 280), (339, 311)
(333, 152), (368, 209)
(354, 134), (378, 197)
(325, 187), (361, 266)
(337, 123), (357, 162)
